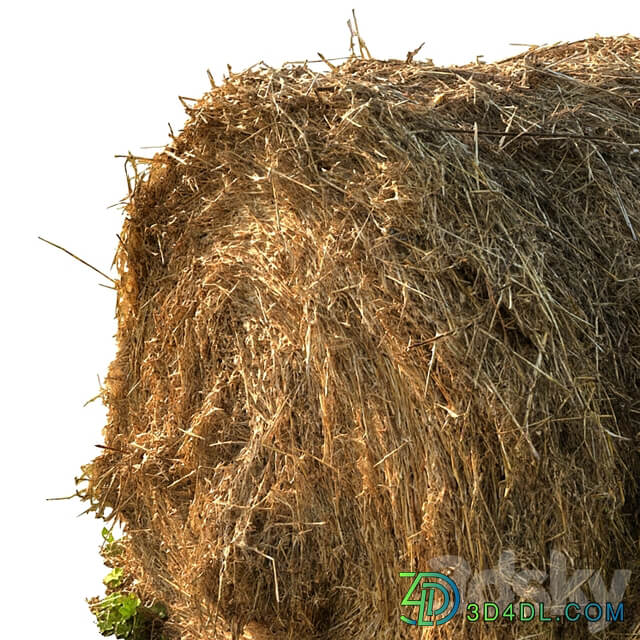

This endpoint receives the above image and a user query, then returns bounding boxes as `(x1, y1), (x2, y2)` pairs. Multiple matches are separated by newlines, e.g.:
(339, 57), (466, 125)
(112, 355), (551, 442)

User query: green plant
(91, 585), (168, 639)
(104, 567), (124, 589)
(92, 592), (141, 638)
(90, 530), (168, 639)
(101, 527), (125, 558)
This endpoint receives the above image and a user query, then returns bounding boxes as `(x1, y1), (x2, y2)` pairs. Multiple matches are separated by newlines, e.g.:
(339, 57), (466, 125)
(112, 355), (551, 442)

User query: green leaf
(118, 594), (140, 620)
(114, 617), (133, 638)
(101, 527), (115, 545)
(104, 567), (124, 588)
(96, 615), (112, 634)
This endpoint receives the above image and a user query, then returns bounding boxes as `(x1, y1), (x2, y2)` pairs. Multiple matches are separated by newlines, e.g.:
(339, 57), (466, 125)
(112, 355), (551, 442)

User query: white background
(1, 1), (637, 637)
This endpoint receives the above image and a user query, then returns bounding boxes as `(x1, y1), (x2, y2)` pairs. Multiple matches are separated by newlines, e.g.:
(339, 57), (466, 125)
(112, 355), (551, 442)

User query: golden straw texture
(85, 36), (640, 639)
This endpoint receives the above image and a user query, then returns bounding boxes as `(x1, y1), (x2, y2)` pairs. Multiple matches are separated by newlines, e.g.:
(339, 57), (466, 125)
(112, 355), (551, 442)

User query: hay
(84, 36), (640, 639)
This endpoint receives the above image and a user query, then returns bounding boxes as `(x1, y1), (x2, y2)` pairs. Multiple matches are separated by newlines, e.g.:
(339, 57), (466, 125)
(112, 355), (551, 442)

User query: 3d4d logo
(400, 572), (461, 626)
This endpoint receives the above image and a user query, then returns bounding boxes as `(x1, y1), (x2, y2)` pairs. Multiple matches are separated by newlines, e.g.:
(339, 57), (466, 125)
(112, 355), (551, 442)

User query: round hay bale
(85, 36), (640, 639)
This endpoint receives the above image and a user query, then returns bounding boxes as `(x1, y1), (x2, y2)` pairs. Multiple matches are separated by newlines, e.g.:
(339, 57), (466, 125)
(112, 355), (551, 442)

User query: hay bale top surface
(87, 36), (640, 639)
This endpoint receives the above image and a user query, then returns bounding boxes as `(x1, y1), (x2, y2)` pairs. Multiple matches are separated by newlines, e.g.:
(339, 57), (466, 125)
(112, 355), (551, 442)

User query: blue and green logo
(400, 572), (460, 626)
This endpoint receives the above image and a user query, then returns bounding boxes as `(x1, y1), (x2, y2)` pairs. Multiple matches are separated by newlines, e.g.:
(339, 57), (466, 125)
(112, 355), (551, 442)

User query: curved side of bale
(86, 36), (640, 639)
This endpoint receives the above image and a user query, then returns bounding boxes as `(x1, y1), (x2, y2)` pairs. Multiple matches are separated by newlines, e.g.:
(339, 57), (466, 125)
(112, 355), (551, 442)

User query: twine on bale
(83, 35), (640, 639)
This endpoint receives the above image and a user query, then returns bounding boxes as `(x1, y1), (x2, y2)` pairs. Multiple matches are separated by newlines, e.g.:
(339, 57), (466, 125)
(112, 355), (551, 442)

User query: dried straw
(84, 35), (640, 639)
